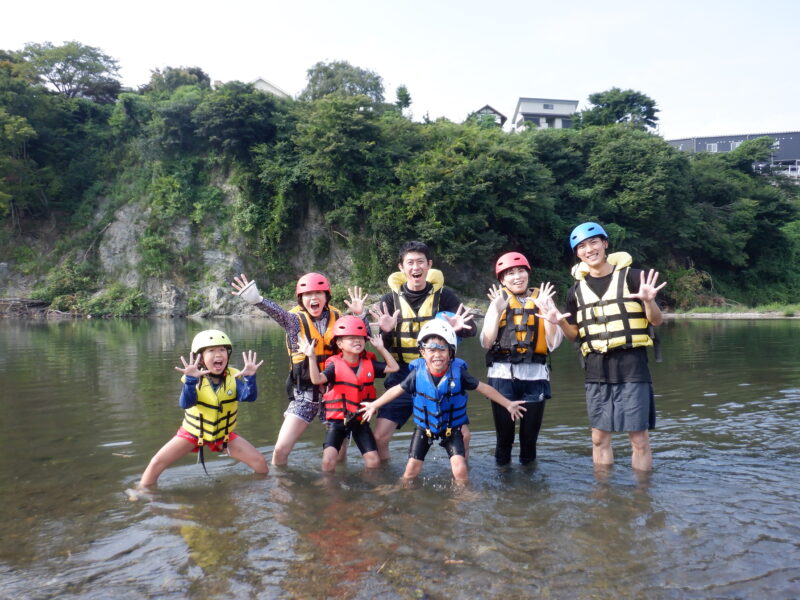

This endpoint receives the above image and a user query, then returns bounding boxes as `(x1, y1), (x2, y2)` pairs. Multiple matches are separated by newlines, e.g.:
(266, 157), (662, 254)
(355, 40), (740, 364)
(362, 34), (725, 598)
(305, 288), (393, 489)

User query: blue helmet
(569, 222), (608, 251)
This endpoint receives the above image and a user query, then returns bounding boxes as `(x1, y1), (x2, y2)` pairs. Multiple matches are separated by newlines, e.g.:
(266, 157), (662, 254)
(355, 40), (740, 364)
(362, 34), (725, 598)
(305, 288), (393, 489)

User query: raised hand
(533, 281), (571, 324)
(237, 350), (264, 377)
(174, 353), (209, 378)
(631, 269), (667, 303)
(344, 286), (369, 316)
(230, 273), (263, 305)
(369, 301), (400, 333)
(442, 303), (475, 332)
(297, 335), (315, 358)
(368, 332), (385, 350)
(486, 284), (509, 313)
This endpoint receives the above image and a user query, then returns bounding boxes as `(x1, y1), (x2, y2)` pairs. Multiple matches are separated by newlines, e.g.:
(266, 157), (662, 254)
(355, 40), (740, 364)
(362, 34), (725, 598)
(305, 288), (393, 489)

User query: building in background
(250, 77), (291, 99)
(667, 131), (800, 179)
(511, 97), (579, 131)
(468, 105), (507, 127)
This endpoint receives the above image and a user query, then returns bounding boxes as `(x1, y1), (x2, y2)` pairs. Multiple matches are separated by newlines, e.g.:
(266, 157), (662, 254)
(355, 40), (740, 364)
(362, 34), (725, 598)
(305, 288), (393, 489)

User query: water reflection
(0, 318), (799, 598)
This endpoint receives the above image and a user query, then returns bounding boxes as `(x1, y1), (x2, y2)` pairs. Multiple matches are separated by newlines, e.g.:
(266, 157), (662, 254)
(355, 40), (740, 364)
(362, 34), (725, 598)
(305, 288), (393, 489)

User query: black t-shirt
(565, 267), (652, 383)
(379, 283), (477, 340)
(399, 363), (480, 395)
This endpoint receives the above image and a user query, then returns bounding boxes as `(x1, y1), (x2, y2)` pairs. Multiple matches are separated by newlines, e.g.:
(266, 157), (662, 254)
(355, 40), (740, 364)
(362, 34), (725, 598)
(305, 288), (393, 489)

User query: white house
(512, 98), (579, 131)
(250, 77), (291, 99)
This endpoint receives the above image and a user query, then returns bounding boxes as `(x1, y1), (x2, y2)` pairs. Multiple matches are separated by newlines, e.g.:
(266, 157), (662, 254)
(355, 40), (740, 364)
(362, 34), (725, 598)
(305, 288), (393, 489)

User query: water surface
(0, 318), (798, 599)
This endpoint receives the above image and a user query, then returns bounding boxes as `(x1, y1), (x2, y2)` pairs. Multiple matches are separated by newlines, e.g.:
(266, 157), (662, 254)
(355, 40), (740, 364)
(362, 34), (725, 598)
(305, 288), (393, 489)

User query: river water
(0, 318), (798, 599)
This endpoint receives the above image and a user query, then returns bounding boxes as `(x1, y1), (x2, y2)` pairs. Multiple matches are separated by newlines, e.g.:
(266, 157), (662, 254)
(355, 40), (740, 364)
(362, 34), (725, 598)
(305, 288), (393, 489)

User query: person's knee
(592, 430), (611, 448)
(252, 453), (269, 474)
(451, 458), (468, 481)
(272, 444), (291, 464)
(363, 452), (380, 469)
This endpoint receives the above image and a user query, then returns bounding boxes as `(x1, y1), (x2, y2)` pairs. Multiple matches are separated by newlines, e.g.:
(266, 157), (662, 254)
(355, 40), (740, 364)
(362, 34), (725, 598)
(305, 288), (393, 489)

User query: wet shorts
(585, 382), (655, 432)
(408, 426), (465, 461)
(323, 420), (378, 454)
(176, 427), (239, 453)
(285, 387), (323, 424)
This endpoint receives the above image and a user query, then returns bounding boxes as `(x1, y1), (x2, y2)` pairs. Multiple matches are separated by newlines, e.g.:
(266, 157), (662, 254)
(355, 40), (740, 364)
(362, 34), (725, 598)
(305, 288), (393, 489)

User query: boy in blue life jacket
(360, 320), (526, 482)
(301, 315), (399, 473)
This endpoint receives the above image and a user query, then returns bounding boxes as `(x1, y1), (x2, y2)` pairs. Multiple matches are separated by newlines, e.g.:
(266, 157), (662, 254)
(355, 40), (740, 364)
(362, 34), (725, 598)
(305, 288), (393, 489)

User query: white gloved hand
(236, 280), (264, 305)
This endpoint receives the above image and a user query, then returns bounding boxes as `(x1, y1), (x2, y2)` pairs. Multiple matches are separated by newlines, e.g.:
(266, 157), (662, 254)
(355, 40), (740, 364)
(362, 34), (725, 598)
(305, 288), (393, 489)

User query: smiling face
(200, 345), (230, 376)
(500, 266), (530, 296)
(301, 290), (327, 318)
(419, 335), (452, 374)
(399, 251), (432, 292)
(336, 334), (365, 359)
(575, 236), (609, 271)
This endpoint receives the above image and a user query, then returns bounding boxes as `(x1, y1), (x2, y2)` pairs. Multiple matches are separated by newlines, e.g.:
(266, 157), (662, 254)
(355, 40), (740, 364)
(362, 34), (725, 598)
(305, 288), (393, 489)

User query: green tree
(22, 41), (121, 103)
(395, 84), (411, 110)
(575, 88), (659, 130)
(142, 66), (211, 96)
(299, 60), (384, 102)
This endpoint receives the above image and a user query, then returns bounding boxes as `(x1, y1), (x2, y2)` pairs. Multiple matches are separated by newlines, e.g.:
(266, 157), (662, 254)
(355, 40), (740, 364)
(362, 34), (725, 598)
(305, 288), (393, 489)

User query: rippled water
(0, 318), (798, 599)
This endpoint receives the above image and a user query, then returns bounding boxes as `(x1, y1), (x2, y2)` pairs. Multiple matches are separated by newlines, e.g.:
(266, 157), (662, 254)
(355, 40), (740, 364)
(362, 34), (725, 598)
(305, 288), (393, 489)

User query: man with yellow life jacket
(139, 330), (268, 488)
(301, 315), (399, 472)
(231, 273), (369, 466)
(369, 241), (476, 461)
(360, 320), (526, 483)
(480, 252), (564, 466)
(548, 222), (667, 472)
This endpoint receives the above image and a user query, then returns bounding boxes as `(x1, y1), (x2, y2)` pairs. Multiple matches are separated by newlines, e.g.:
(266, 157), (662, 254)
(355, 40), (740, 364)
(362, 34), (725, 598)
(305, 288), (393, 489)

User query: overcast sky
(3, 0), (797, 139)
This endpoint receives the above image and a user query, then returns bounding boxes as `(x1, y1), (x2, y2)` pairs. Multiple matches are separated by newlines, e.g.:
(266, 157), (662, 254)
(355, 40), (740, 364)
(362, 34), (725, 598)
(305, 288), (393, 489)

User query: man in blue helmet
(542, 222), (666, 471)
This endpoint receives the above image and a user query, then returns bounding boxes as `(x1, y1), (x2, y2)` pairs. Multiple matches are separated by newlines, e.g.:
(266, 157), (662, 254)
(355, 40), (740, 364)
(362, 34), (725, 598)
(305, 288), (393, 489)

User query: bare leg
(226, 437), (268, 475)
(402, 457), (423, 479)
(629, 430), (652, 471)
(462, 424), (472, 460)
(321, 446), (339, 472)
(337, 440), (348, 463)
(272, 416), (310, 466)
(591, 428), (614, 466)
(373, 417), (398, 461)
(140, 436), (196, 488)
(362, 450), (380, 469)
(450, 455), (469, 482)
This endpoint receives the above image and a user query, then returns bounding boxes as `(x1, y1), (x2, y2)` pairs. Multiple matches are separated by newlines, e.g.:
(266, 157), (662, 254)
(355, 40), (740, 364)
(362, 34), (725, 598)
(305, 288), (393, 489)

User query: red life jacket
(322, 352), (377, 423)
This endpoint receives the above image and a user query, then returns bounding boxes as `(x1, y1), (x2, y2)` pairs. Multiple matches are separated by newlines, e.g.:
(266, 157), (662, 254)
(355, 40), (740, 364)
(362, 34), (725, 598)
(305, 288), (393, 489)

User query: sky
(3, 0), (798, 140)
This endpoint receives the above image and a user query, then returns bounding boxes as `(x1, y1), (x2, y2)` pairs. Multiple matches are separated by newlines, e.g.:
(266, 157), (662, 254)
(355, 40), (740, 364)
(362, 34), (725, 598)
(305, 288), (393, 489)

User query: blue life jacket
(411, 357), (469, 438)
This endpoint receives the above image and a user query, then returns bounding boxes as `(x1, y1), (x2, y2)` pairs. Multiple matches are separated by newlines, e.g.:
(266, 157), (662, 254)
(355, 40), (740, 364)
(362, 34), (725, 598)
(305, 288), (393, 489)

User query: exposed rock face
(98, 202), (148, 288)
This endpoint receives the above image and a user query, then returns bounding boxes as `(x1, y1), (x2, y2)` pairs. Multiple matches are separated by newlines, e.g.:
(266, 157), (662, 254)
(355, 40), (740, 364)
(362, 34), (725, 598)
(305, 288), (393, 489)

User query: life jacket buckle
(444, 427), (452, 438)
(425, 428), (432, 438)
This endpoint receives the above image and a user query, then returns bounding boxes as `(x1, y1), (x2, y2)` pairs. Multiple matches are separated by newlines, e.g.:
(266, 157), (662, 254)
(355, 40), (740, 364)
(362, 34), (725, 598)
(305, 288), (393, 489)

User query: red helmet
(333, 315), (369, 338)
(495, 252), (531, 279)
(296, 272), (330, 296)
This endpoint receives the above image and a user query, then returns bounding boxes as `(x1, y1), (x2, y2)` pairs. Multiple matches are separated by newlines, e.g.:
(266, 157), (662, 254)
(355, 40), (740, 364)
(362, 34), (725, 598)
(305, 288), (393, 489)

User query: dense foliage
(1, 45), (798, 313)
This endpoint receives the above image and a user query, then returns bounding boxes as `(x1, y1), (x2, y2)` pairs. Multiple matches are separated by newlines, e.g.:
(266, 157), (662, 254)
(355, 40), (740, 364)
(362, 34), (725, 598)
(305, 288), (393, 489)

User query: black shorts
(408, 426), (465, 461)
(323, 420), (378, 455)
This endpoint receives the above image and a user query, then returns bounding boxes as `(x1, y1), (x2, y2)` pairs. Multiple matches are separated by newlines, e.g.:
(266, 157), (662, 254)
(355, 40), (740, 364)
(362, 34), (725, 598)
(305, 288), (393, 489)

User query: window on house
(546, 117), (556, 128)
(543, 103), (554, 110)
(526, 116), (540, 126)
(730, 141), (742, 150)
(706, 143), (718, 153)
(561, 118), (572, 128)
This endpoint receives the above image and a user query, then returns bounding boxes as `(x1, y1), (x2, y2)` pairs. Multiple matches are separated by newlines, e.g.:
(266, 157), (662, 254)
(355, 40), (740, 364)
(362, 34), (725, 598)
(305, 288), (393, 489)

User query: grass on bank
(676, 303), (800, 317)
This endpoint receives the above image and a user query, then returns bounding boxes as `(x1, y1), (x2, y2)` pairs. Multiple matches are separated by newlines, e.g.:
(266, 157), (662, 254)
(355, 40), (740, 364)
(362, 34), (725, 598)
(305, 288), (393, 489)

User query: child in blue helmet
(139, 329), (268, 487)
(360, 320), (525, 482)
(547, 222), (666, 472)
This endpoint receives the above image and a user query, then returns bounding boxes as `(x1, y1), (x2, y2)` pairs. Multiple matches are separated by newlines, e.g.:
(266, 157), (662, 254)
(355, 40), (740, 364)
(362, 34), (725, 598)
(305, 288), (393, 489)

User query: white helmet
(417, 319), (457, 352)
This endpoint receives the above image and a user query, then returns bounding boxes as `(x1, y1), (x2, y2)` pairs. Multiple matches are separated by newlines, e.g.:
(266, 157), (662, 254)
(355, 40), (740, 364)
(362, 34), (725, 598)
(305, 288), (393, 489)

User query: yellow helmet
(191, 330), (233, 354)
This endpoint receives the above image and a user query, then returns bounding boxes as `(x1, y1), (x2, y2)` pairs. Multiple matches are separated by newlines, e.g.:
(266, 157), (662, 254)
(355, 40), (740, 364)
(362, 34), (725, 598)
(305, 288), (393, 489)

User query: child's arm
(233, 350), (264, 402)
(299, 337), (328, 385)
(174, 353), (208, 408)
(360, 384), (406, 422)
(476, 381), (527, 421)
(369, 332), (400, 374)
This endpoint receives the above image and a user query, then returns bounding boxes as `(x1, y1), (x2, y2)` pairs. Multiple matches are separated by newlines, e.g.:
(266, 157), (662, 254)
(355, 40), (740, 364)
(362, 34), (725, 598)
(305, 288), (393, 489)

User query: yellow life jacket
(387, 269), (444, 364)
(286, 305), (342, 386)
(487, 287), (548, 365)
(573, 253), (653, 357)
(181, 368), (240, 444)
